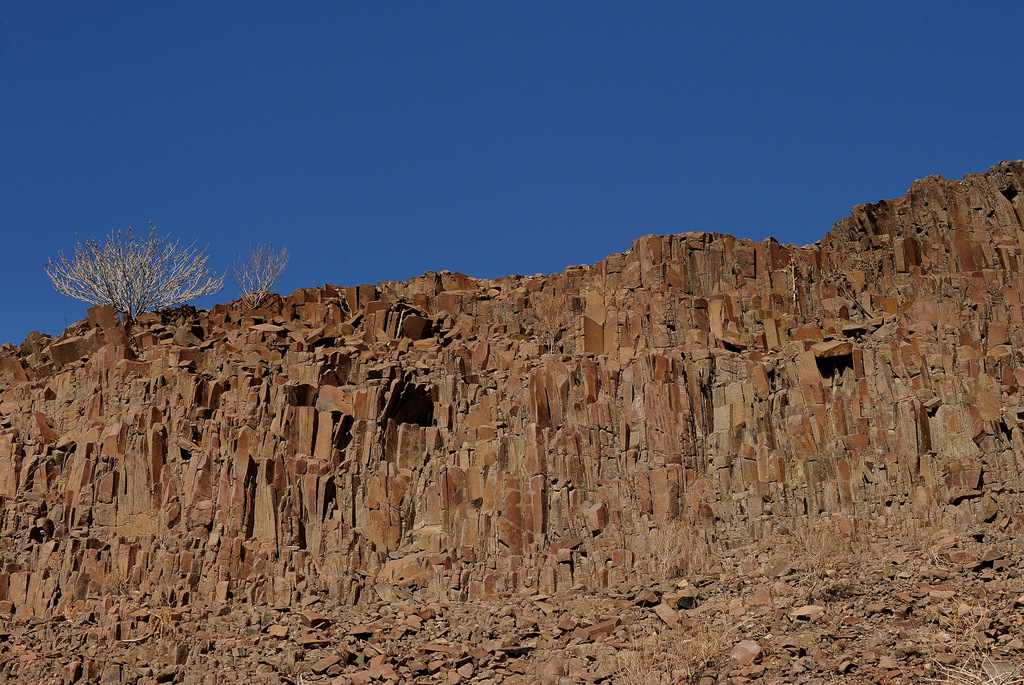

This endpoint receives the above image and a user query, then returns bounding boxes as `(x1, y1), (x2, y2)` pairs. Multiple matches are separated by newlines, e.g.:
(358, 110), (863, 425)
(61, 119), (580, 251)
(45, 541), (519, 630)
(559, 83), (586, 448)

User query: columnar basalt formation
(1, 161), (1023, 682)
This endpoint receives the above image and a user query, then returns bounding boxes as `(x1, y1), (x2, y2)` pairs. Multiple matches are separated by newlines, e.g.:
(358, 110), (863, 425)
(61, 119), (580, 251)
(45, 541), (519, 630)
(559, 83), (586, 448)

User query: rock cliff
(2, 161), (1024, 683)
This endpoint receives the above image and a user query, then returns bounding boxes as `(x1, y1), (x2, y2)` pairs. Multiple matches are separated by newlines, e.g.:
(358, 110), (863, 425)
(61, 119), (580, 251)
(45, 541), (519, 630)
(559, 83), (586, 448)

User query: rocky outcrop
(1, 161), (1024, 682)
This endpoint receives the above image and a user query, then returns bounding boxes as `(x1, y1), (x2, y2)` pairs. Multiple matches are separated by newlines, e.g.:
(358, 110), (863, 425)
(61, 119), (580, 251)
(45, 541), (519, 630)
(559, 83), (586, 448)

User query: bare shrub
(232, 242), (290, 309)
(532, 291), (565, 352)
(46, 222), (223, 320)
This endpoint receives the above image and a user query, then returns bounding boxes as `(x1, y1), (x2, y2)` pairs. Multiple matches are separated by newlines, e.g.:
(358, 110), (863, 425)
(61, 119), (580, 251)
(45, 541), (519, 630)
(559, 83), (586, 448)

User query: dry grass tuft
(792, 521), (857, 569)
(934, 599), (993, 656)
(615, 620), (731, 684)
(648, 520), (713, 582)
(928, 658), (1024, 684)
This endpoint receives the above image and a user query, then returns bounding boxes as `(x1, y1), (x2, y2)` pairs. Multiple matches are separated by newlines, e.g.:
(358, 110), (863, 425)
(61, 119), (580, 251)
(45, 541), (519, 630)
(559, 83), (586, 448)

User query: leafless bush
(232, 243), (290, 309)
(46, 222), (223, 320)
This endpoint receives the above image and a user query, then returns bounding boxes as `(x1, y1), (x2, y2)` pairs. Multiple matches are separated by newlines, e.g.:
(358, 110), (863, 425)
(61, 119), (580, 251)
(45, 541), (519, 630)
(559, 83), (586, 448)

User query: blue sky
(2, 2), (1023, 345)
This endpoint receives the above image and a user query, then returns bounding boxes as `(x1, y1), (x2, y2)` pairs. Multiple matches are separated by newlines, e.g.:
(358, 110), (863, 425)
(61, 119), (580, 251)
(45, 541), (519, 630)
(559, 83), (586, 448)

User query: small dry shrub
(100, 568), (129, 596)
(928, 658), (1024, 684)
(783, 521), (859, 599)
(615, 620), (727, 684)
(645, 519), (714, 582)
(792, 521), (857, 569)
(934, 599), (993, 657)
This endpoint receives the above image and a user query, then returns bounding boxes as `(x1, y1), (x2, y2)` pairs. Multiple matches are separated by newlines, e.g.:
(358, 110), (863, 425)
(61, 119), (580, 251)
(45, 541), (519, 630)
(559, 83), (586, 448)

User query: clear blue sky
(2, 2), (1022, 345)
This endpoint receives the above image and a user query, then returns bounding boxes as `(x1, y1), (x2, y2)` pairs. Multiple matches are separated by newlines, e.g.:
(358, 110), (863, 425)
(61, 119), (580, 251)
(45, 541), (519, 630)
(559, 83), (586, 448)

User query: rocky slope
(1, 161), (1024, 683)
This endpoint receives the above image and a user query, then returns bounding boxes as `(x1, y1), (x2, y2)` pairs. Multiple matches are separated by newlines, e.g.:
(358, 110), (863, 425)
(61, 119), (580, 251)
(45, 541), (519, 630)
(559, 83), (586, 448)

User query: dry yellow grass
(615, 620), (728, 684)
(622, 517), (716, 584)
(928, 658), (1024, 684)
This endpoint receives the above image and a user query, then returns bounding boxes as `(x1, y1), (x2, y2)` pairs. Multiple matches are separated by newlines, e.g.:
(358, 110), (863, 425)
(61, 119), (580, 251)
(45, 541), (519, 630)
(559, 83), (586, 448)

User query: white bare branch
(232, 243), (290, 309)
(45, 223), (224, 320)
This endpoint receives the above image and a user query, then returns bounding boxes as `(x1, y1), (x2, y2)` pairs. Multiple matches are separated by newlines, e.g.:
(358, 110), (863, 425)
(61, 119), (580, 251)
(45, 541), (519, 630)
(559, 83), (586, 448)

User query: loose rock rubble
(1, 161), (1024, 683)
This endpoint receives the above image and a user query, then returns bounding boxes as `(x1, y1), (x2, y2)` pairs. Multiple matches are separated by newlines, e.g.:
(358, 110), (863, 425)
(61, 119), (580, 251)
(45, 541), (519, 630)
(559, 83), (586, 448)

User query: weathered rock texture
(2, 161), (1024, 682)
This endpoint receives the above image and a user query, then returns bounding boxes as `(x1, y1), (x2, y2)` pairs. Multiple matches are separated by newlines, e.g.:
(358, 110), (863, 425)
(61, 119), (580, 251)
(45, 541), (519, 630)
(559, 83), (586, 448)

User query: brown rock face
(2, 161), (1024, 682)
